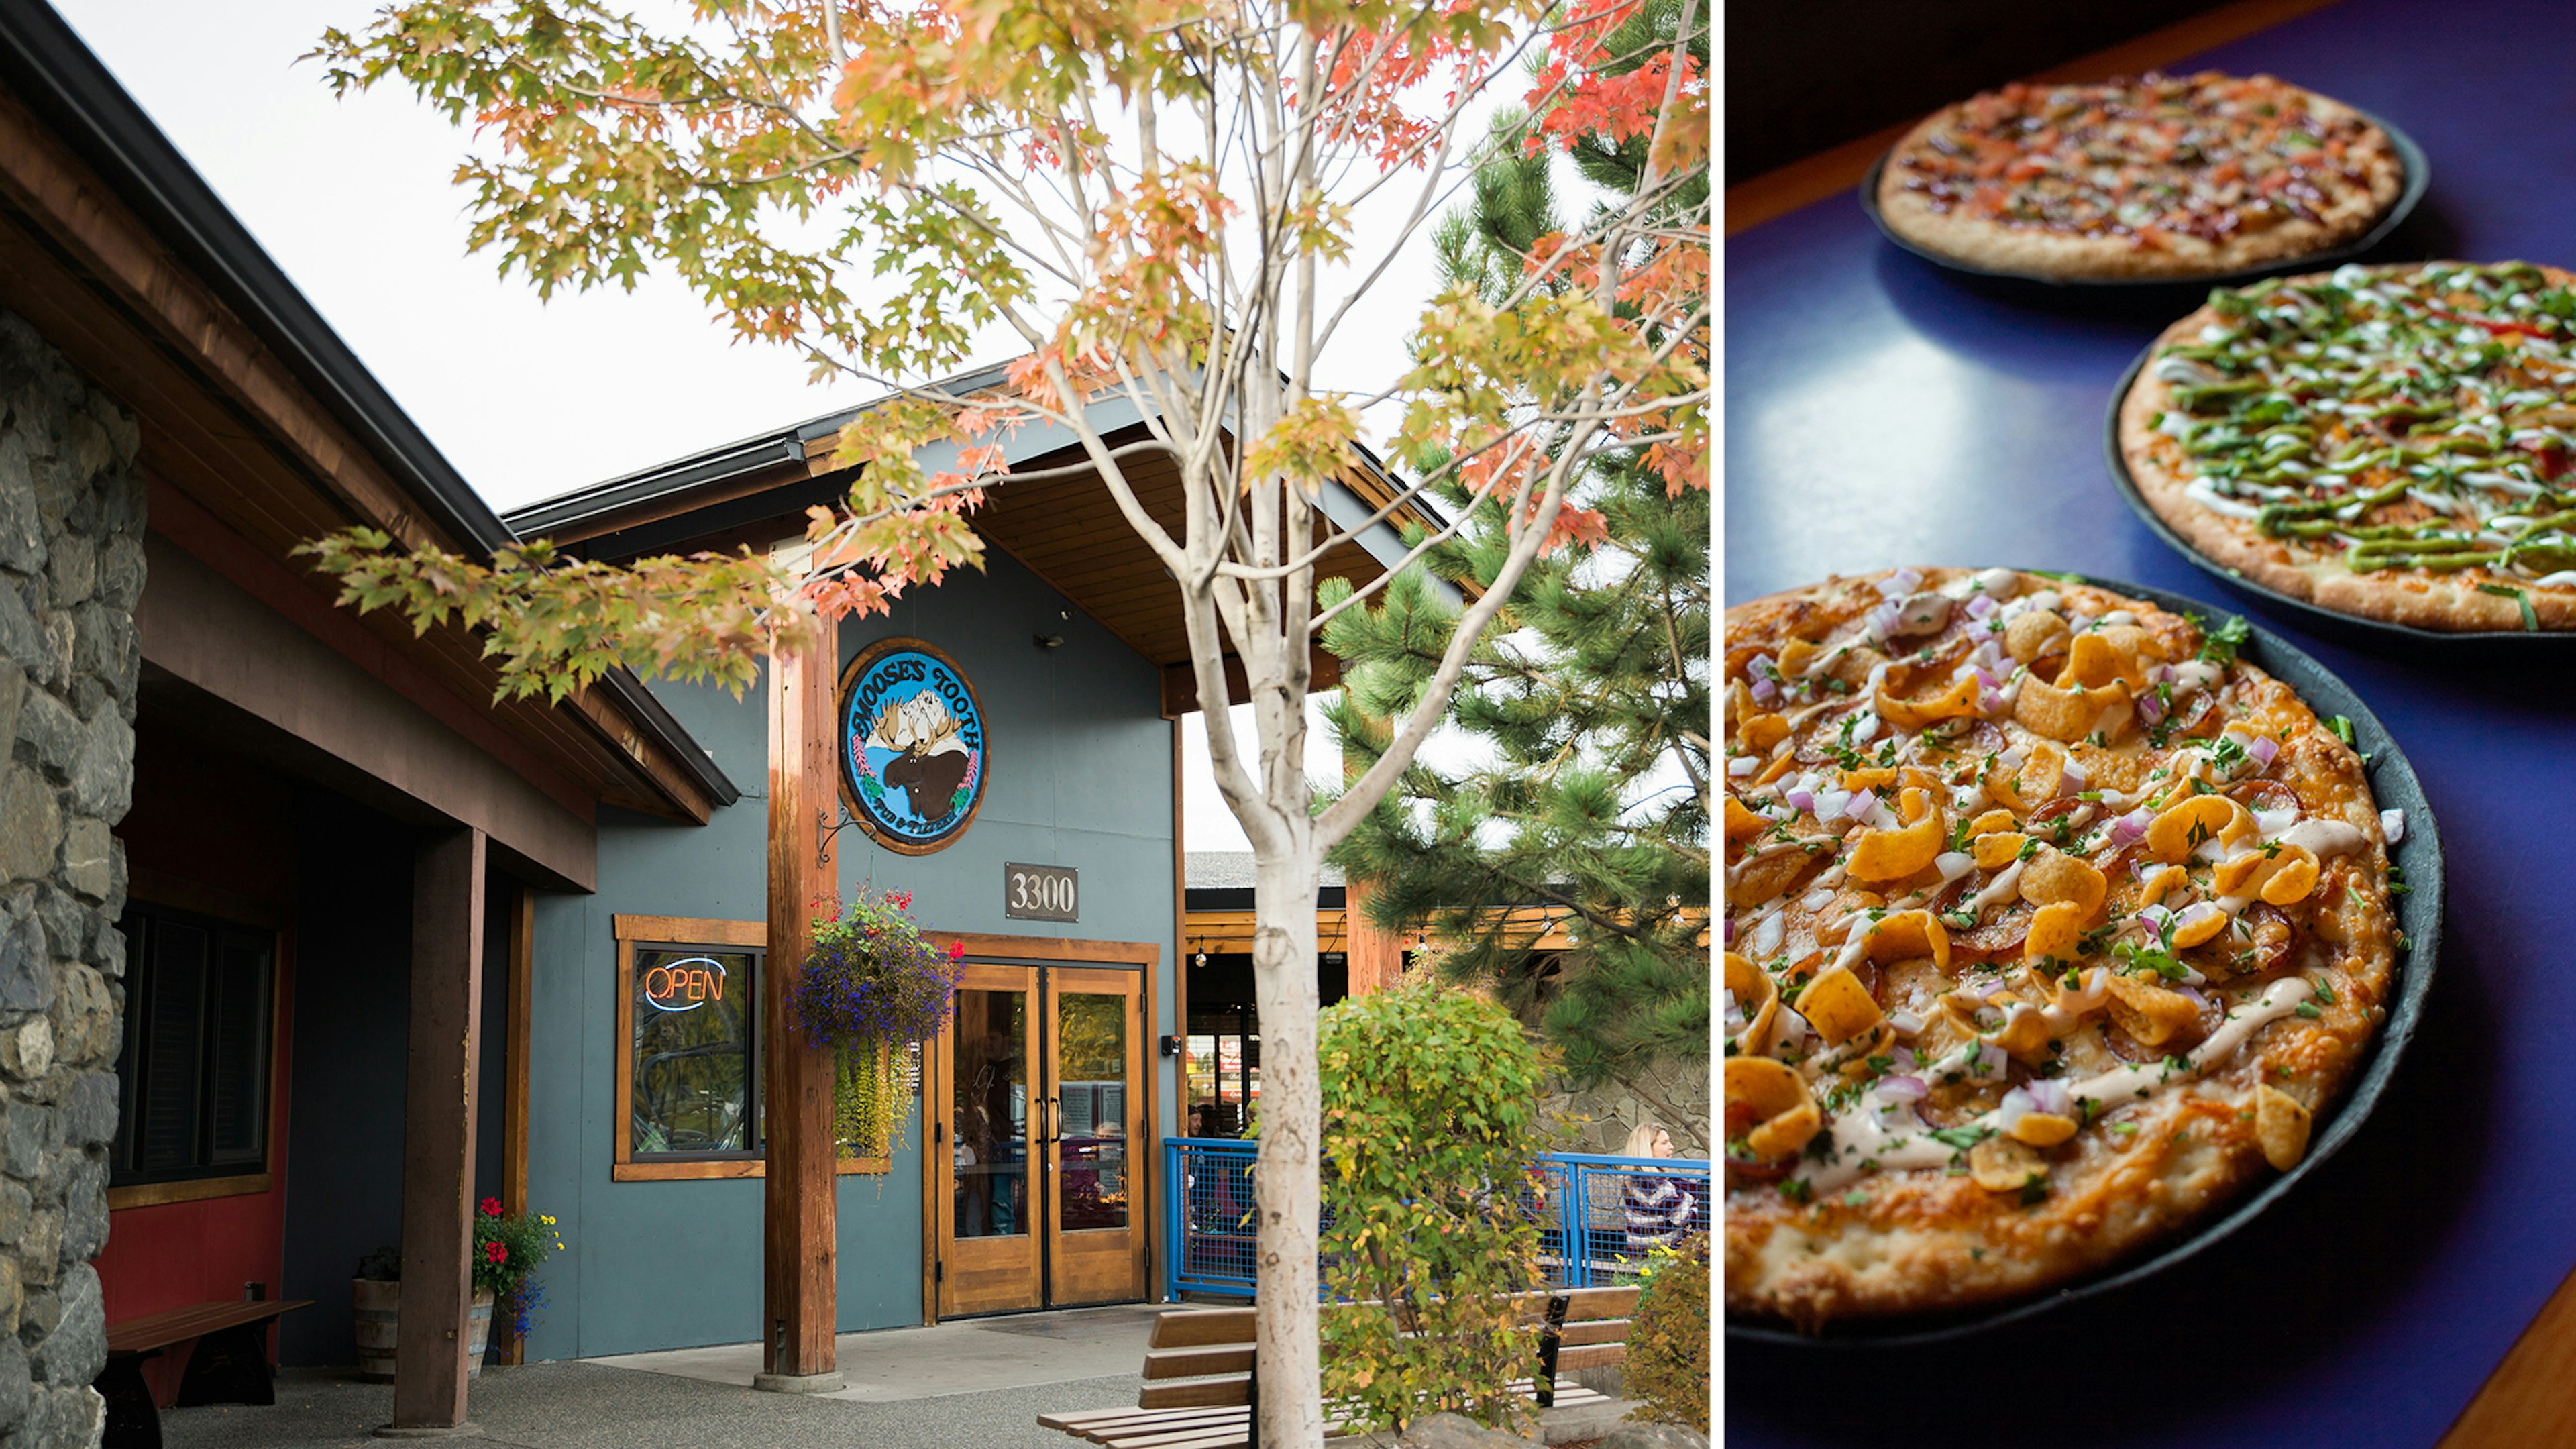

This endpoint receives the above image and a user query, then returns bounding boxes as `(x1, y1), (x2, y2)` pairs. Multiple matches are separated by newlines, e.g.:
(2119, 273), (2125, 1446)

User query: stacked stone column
(0, 309), (143, 1448)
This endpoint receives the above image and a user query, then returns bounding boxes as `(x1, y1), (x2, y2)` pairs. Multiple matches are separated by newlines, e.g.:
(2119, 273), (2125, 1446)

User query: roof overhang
(505, 376), (1458, 716)
(0, 3), (736, 831)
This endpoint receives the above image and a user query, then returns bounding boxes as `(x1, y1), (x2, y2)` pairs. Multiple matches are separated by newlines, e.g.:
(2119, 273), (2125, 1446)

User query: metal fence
(1161, 1138), (1713, 1301)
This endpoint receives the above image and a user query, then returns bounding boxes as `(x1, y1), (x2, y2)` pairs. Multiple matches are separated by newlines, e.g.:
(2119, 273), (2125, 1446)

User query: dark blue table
(1725, 3), (2576, 1444)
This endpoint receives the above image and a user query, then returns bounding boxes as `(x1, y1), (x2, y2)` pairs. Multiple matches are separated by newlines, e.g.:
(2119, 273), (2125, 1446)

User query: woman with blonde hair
(1621, 1120), (1697, 1257)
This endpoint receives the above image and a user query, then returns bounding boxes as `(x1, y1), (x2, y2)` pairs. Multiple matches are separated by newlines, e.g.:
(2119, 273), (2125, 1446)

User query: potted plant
(474, 1198), (564, 1371)
(352, 1245), (401, 1383)
(791, 889), (961, 1159)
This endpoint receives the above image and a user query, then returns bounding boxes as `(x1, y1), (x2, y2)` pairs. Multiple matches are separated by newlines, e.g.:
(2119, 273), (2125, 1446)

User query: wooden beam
(390, 828), (486, 1432)
(1159, 652), (1344, 718)
(1723, 0), (2349, 235)
(759, 616), (841, 1391)
(498, 883), (534, 1367)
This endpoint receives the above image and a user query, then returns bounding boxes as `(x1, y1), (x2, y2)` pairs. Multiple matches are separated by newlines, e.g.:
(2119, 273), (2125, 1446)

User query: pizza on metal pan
(1877, 72), (2402, 282)
(2123, 260), (2576, 631)
(1722, 568), (2401, 1330)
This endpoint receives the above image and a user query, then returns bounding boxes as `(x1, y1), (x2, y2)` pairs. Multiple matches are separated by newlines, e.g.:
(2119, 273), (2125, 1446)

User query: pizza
(2121, 260), (2576, 631)
(1877, 72), (2404, 281)
(1721, 568), (2403, 1332)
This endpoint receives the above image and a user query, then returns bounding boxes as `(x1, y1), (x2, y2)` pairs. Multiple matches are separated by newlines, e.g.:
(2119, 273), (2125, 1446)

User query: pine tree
(1325, 0), (1710, 1144)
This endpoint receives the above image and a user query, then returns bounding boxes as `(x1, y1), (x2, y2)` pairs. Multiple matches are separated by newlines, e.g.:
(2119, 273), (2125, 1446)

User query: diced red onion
(2174, 902), (2224, 936)
(1888, 1011), (1925, 1036)
(1994, 1086), (2035, 1133)
(1778, 1007), (1811, 1044)
(2026, 1079), (2072, 1117)
(1935, 851), (1974, 881)
(1998, 747), (2025, 771)
(1750, 676), (1780, 706)
(2136, 690), (2166, 725)
(1841, 790), (1878, 822)
(1866, 601), (1901, 639)
(1723, 917), (1735, 945)
(2136, 904), (2173, 934)
(1882, 568), (1923, 597)
(1877, 1075), (1928, 1103)
(2174, 983), (2210, 1010)
(1817, 788), (1851, 819)
(1750, 652), (1777, 678)
(1965, 593), (1997, 619)
(1970, 1043), (2007, 1081)
(2152, 663), (2175, 684)
(1980, 688), (2005, 713)
(2069, 611), (2094, 632)
(2112, 807), (2150, 843)
(1786, 786), (1815, 811)
(2381, 808), (2406, 844)
(2249, 735), (2278, 767)
(2059, 759), (2089, 794)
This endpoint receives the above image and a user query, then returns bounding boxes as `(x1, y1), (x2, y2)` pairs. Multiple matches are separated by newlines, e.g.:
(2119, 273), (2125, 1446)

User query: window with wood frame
(611, 915), (889, 1181)
(111, 904), (274, 1190)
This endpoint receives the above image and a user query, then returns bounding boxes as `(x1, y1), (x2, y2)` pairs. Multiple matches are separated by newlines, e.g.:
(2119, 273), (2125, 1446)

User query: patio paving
(163, 1360), (1143, 1448)
(164, 1305), (1164, 1448)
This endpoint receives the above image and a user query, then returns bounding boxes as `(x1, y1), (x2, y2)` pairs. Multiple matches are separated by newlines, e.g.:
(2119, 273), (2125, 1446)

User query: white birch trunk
(1250, 826), (1324, 1447)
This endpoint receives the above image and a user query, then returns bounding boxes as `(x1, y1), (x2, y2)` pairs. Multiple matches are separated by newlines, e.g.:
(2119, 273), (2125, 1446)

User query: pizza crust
(1723, 570), (2397, 1331)
(1876, 80), (2403, 282)
(2118, 264), (2576, 632)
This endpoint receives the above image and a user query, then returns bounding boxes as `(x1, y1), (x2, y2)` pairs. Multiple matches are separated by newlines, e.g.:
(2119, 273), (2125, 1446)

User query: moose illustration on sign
(838, 638), (988, 855)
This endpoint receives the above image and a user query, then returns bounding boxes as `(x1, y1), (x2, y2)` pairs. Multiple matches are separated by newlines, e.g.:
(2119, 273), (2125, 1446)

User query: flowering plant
(796, 890), (957, 1168)
(791, 890), (962, 1053)
(472, 1199), (564, 1338)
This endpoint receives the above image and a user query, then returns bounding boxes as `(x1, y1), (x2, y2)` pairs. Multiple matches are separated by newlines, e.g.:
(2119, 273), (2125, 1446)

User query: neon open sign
(643, 956), (727, 1012)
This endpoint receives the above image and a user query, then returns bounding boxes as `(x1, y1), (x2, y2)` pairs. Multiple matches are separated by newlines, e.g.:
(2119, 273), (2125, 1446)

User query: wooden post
(497, 883), (534, 1366)
(1340, 706), (1405, 996)
(387, 827), (486, 1434)
(757, 612), (843, 1393)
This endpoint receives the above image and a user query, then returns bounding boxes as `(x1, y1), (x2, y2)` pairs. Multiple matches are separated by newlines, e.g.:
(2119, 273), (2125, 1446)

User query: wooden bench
(1039, 1287), (1637, 1449)
(97, 1297), (311, 1449)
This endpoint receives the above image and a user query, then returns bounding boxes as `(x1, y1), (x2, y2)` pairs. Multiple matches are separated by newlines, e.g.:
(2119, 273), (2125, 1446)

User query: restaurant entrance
(931, 956), (1148, 1316)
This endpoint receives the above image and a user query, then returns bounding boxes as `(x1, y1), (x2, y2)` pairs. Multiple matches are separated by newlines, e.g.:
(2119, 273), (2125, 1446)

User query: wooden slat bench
(1040, 1288), (1637, 1449)
(97, 1297), (311, 1449)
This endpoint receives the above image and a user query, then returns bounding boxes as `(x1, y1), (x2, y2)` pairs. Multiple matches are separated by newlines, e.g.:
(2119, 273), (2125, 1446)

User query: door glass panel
(954, 989), (1029, 1239)
(1056, 992), (1128, 1231)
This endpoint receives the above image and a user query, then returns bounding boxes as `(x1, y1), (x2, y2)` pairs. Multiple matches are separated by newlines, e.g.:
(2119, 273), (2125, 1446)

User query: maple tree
(301, 1), (1705, 1440)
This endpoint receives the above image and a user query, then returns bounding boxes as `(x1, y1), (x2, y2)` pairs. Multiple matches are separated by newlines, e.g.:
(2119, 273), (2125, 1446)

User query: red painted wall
(95, 711), (298, 1404)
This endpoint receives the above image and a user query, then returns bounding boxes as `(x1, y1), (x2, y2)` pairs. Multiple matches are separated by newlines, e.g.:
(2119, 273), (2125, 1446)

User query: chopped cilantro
(1842, 1190), (1870, 1208)
(2295, 1002), (2324, 1019)
(1779, 1179), (1811, 1203)
(1927, 1126), (1991, 1152)
(2198, 614), (2251, 664)
(2311, 977), (2338, 1005)
(2019, 1177), (2049, 1208)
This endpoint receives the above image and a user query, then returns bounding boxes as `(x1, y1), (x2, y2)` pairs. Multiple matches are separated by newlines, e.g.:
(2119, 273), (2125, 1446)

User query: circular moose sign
(837, 638), (988, 855)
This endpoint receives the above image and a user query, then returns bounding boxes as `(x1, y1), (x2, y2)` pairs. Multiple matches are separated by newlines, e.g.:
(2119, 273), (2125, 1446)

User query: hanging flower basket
(794, 890), (960, 1165)
(792, 889), (963, 1052)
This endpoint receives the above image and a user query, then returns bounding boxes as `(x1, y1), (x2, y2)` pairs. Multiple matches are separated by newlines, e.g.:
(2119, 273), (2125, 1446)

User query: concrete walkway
(161, 1360), (1141, 1448)
(162, 1305), (1163, 1448)
(588, 1301), (1163, 1403)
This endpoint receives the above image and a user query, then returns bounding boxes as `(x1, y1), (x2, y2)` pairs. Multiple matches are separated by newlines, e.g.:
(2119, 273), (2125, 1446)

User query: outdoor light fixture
(1034, 633), (1064, 649)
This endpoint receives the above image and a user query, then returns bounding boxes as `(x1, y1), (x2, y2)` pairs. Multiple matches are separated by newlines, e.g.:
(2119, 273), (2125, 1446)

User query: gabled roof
(503, 375), (1454, 716)
(0, 3), (735, 824)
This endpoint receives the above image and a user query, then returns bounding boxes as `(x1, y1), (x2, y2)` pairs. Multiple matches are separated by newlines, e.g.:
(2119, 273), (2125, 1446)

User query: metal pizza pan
(1723, 574), (2443, 1349)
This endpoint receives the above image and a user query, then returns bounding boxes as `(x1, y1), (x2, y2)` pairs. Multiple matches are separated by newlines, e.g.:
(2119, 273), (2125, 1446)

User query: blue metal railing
(1161, 1138), (1713, 1301)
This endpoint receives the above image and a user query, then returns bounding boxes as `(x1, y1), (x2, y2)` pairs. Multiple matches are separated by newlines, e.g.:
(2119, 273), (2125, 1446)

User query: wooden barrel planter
(352, 1279), (497, 1382)
(352, 1278), (398, 1382)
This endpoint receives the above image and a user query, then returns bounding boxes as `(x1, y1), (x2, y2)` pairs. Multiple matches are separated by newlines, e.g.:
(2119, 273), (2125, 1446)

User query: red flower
(947, 941), (965, 961)
(479, 1197), (502, 1217)
(484, 1242), (508, 1265)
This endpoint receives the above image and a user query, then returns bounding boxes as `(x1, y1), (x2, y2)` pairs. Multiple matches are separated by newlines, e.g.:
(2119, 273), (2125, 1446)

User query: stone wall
(1542, 1053), (1711, 1157)
(0, 310), (144, 1448)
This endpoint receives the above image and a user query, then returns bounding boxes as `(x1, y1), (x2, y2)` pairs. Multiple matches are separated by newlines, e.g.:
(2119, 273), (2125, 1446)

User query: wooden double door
(932, 959), (1148, 1316)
